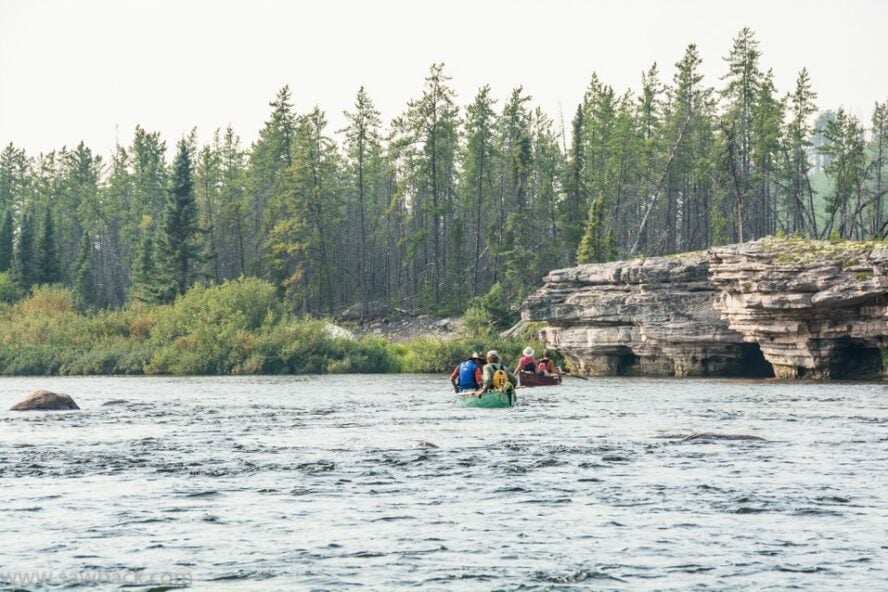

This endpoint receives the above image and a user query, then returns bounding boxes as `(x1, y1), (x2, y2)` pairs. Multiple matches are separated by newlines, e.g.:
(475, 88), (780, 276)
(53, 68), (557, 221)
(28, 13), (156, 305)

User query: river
(1, 375), (886, 590)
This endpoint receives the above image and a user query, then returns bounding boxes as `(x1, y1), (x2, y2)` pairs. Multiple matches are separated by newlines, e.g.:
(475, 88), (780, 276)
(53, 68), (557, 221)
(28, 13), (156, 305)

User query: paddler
(450, 351), (485, 392)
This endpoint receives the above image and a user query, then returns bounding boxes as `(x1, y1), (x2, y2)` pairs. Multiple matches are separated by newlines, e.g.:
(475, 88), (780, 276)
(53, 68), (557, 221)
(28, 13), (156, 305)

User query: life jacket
(490, 363), (513, 391)
(458, 360), (480, 391)
(520, 355), (536, 373)
(538, 357), (552, 373)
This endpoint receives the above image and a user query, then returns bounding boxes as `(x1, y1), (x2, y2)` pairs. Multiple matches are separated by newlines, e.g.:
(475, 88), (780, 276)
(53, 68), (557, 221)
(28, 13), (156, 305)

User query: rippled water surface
(1, 375), (887, 590)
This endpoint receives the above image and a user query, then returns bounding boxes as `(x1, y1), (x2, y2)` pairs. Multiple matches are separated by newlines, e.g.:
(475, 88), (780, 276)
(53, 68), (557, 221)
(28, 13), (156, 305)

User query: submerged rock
(102, 399), (129, 406)
(681, 433), (767, 442)
(10, 390), (80, 411)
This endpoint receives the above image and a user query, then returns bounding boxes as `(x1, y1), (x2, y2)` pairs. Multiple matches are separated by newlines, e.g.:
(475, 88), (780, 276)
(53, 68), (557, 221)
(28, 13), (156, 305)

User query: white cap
(486, 350), (499, 359)
(523, 347), (535, 357)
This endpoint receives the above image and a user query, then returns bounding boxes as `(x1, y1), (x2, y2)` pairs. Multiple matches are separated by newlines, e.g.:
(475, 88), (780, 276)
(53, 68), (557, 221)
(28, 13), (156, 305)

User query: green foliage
(462, 282), (516, 337)
(0, 271), (22, 303)
(0, 279), (540, 376)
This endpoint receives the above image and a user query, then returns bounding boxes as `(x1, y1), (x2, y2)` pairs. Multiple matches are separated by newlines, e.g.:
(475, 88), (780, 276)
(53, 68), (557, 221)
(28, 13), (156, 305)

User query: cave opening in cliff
(827, 339), (884, 379)
(736, 343), (775, 378)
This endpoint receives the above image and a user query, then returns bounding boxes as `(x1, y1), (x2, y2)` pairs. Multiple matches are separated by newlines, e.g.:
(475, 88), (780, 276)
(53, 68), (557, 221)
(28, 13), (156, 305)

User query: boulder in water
(10, 390), (80, 411)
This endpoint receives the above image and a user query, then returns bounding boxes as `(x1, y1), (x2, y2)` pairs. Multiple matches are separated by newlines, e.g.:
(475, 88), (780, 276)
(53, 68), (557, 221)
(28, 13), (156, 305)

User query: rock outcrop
(10, 390), (80, 411)
(522, 254), (771, 377)
(523, 237), (888, 379)
(710, 238), (888, 378)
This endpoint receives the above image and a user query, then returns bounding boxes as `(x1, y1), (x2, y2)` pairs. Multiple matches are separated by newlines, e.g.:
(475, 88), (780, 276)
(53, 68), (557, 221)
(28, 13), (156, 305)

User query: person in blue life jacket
(450, 352), (485, 392)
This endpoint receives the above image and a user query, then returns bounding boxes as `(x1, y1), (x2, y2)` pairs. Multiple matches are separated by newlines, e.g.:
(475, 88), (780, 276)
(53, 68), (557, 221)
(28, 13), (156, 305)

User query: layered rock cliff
(709, 238), (888, 378)
(522, 237), (888, 379)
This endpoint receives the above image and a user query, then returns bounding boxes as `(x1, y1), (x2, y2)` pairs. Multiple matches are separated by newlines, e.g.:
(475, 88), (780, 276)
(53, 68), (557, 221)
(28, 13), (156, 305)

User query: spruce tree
(12, 210), (36, 290)
(577, 195), (611, 264)
(37, 208), (61, 284)
(130, 229), (158, 304)
(0, 209), (13, 272)
(73, 232), (96, 309)
(155, 140), (201, 302)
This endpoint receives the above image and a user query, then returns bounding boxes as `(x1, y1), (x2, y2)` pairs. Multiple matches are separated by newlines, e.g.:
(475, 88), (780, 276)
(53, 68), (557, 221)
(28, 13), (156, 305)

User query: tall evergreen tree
(130, 227), (158, 304)
(249, 86), (297, 276)
(721, 27), (763, 242)
(0, 209), (13, 272)
(155, 140), (202, 302)
(870, 101), (888, 236)
(821, 109), (867, 238)
(780, 68), (818, 235)
(461, 85), (499, 297)
(563, 104), (587, 261)
(270, 108), (343, 314)
(343, 87), (383, 317)
(12, 210), (37, 290)
(37, 208), (61, 284)
(73, 232), (96, 309)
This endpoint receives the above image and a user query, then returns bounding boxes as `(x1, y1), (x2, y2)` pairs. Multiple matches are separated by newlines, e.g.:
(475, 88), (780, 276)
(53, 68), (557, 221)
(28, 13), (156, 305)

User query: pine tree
(270, 108), (344, 314)
(73, 232), (96, 309)
(721, 27), (763, 242)
(12, 210), (36, 289)
(780, 68), (818, 235)
(461, 85), (498, 297)
(155, 140), (202, 302)
(0, 209), (13, 272)
(218, 126), (249, 278)
(577, 195), (612, 263)
(37, 208), (61, 284)
(821, 109), (867, 238)
(563, 104), (586, 261)
(870, 101), (888, 236)
(402, 63), (459, 309)
(130, 228), (158, 304)
(343, 87), (383, 317)
(248, 86), (297, 275)
(196, 134), (223, 282)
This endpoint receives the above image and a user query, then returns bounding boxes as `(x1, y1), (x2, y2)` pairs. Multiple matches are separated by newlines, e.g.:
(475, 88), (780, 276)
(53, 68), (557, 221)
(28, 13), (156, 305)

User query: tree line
(1, 27), (886, 316)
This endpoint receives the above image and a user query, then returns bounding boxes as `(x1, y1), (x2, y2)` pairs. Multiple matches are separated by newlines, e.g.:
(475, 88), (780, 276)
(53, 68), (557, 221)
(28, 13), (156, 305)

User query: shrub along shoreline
(0, 279), (543, 376)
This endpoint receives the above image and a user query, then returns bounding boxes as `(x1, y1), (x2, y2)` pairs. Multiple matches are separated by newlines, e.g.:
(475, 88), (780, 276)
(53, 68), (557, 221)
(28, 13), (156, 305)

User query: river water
(0, 375), (886, 590)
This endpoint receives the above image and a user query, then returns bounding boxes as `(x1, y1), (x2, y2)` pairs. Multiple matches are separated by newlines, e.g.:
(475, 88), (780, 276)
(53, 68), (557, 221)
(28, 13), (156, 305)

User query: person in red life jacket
(536, 350), (562, 377)
(450, 352), (484, 392)
(514, 347), (537, 375)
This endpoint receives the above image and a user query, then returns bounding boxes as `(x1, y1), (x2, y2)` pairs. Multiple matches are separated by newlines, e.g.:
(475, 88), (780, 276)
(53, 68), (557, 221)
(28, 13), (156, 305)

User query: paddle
(454, 385), (525, 398)
(563, 371), (591, 381)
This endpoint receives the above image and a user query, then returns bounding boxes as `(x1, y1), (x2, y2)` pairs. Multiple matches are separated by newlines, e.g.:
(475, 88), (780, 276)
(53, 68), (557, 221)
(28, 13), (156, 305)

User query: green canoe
(455, 389), (517, 408)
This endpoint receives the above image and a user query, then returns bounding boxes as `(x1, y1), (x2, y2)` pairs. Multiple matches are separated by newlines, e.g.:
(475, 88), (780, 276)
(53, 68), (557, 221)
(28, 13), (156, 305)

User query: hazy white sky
(1, 0), (886, 157)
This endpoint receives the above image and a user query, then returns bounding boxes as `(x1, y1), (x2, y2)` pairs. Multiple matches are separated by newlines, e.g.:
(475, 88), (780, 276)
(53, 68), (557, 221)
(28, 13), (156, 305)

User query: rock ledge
(523, 237), (888, 379)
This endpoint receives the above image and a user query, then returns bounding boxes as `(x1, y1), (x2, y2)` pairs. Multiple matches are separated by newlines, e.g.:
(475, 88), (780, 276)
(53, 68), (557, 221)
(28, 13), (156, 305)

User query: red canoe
(517, 372), (562, 387)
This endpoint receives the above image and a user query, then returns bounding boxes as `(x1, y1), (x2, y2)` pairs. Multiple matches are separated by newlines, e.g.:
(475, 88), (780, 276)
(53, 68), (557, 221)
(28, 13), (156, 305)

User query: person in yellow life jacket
(481, 350), (517, 393)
